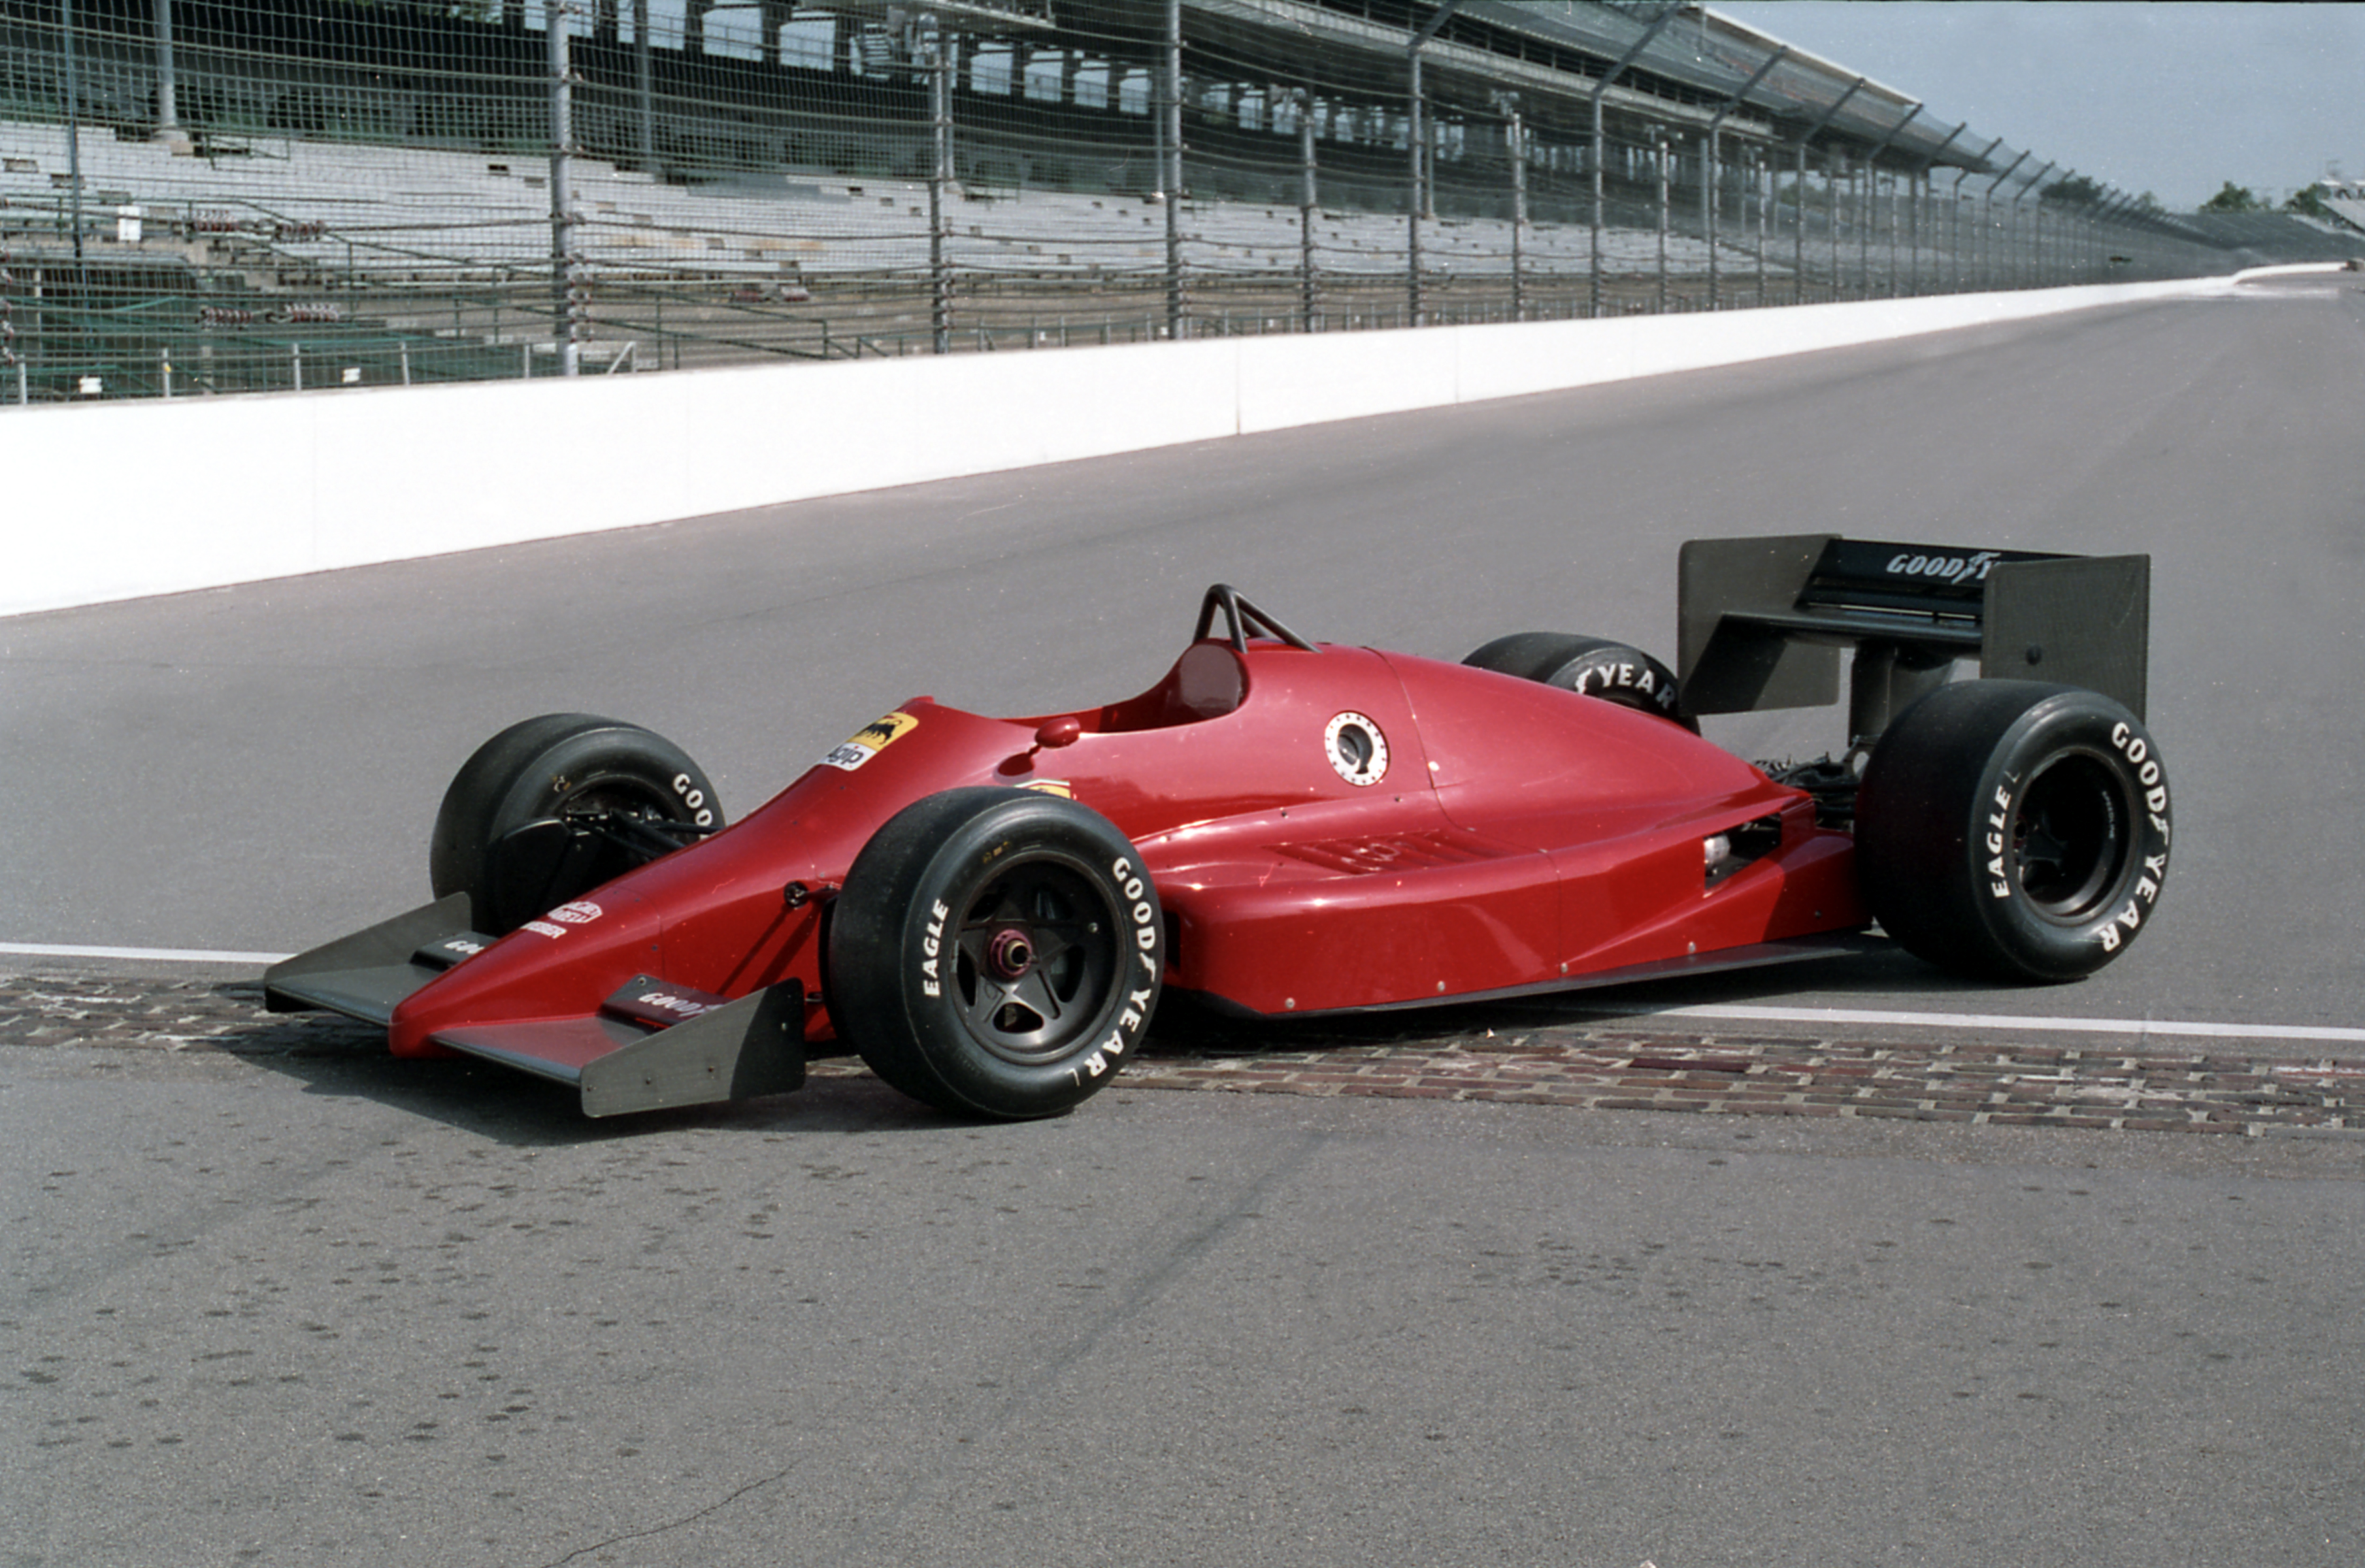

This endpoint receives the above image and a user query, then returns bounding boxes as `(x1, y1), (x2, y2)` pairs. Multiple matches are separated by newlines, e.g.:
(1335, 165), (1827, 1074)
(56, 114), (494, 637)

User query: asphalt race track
(5, 274), (2362, 1567)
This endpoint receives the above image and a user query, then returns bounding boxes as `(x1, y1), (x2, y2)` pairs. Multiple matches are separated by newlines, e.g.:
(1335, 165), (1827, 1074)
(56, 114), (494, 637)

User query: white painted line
(1, 941), (293, 966)
(1556, 1001), (2365, 1046)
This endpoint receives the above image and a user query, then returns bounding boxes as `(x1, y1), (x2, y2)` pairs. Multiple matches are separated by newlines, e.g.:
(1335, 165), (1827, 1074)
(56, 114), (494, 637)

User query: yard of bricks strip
(3, 973), (2358, 1137)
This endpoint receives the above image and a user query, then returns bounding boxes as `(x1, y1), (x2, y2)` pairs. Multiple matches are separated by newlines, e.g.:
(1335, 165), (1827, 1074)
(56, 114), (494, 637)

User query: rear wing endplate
(1677, 535), (2148, 736)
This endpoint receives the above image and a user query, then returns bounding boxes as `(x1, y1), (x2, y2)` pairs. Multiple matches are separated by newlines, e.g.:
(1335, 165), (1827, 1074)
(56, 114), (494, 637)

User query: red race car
(267, 536), (2170, 1120)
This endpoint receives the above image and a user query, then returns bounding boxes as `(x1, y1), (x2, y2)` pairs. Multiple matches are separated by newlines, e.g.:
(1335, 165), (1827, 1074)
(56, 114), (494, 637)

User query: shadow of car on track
(203, 983), (960, 1145)
(1141, 941), (2003, 1059)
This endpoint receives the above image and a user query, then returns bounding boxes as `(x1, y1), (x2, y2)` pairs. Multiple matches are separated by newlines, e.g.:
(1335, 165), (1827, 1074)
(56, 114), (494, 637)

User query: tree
(2284, 185), (2332, 218)
(2041, 173), (2104, 206)
(2199, 181), (2260, 213)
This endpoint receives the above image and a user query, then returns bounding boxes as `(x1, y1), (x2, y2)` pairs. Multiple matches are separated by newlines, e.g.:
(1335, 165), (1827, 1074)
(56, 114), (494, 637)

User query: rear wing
(1677, 535), (2148, 740)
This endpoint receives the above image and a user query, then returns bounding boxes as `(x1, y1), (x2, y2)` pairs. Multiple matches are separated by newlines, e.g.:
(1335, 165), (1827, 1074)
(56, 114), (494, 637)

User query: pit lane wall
(0, 269), (2304, 619)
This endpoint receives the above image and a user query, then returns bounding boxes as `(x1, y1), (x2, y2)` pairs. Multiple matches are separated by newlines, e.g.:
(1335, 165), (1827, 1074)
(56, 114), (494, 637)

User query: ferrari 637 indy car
(266, 535), (2170, 1121)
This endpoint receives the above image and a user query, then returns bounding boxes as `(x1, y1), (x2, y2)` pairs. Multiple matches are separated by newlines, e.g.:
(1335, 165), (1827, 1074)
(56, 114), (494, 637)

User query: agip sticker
(823, 710), (919, 772)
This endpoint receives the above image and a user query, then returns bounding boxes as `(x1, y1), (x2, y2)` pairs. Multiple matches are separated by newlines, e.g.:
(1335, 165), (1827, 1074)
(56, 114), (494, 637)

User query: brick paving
(3, 973), (2358, 1135)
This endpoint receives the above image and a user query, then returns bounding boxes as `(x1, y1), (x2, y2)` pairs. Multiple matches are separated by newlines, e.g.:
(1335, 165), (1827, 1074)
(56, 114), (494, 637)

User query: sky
(1712, 3), (2364, 211)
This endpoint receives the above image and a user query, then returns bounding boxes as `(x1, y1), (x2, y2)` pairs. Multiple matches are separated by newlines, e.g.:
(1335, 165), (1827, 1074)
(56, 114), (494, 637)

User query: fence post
(1589, 106), (1605, 316)
(1703, 133), (1717, 310)
(1792, 140), (1806, 302)
(154, 0), (182, 144)
(1162, 0), (1183, 339)
(1906, 170), (1920, 296)
(1504, 99), (1525, 321)
(0, 260), (14, 402)
(633, 0), (654, 171)
(1859, 165), (1872, 297)
(548, 0), (580, 376)
(1753, 151), (1767, 306)
(1654, 137), (1669, 312)
(1402, 1), (1462, 329)
(1827, 157), (1845, 301)
(62, 0), (85, 271)
(1908, 123), (1967, 301)
(1586, 10), (1676, 320)
(1407, 49), (1423, 326)
(925, 16), (952, 354)
(1983, 150), (2032, 290)
(1295, 90), (1319, 332)
(1700, 44), (1783, 316)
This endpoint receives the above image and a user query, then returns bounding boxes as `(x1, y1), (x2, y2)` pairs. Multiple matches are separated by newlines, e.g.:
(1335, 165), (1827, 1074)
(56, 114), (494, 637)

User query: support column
(1793, 140), (1806, 302)
(1655, 136), (1669, 312)
(548, 1), (580, 376)
(1504, 101), (1526, 321)
(925, 17), (952, 354)
(1163, 0), (1183, 338)
(152, 0), (183, 147)
(1753, 150), (1768, 304)
(1407, 48), (1424, 325)
(1297, 88), (1319, 331)
(1703, 133), (1717, 309)
(634, 0), (653, 171)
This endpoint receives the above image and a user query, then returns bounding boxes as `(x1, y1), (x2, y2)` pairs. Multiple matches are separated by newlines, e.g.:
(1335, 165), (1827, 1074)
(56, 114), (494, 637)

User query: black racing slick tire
(429, 713), (723, 936)
(1857, 681), (2171, 983)
(828, 788), (1165, 1120)
(1463, 632), (1696, 730)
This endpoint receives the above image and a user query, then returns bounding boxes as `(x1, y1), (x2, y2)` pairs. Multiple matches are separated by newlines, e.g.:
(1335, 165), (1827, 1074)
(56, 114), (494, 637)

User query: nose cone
(388, 895), (662, 1057)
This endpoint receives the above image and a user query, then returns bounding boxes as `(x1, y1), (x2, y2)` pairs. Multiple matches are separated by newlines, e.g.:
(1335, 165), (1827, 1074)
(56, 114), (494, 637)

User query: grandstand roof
(1072, 1), (2009, 176)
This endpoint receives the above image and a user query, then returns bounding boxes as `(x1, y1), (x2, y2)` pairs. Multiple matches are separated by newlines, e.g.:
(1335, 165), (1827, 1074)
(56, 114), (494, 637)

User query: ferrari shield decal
(1325, 711), (1390, 787)
(1021, 779), (1075, 798)
(823, 710), (919, 772)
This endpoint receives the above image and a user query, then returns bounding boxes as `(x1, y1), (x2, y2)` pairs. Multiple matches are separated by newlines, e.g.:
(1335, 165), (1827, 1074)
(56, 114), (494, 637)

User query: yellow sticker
(1021, 779), (1074, 799)
(822, 710), (919, 772)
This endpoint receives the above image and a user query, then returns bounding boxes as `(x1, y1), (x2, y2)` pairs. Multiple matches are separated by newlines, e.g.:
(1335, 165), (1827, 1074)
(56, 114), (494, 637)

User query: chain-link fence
(3, 0), (2355, 403)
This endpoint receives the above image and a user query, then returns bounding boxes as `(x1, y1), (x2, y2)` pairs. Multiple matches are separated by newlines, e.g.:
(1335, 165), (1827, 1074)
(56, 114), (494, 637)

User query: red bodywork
(382, 636), (1866, 1061)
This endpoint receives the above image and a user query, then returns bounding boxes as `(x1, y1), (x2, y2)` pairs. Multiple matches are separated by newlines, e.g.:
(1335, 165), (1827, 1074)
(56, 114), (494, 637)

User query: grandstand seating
(1, 118), (1773, 291)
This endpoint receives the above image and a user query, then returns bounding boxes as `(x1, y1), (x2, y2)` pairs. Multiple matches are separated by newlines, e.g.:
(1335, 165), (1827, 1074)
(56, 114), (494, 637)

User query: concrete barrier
(2, 273), (2249, 619)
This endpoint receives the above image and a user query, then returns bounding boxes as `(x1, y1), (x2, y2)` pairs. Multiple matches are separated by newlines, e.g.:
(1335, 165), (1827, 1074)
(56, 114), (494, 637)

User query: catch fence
(1, 1), (2350, 402)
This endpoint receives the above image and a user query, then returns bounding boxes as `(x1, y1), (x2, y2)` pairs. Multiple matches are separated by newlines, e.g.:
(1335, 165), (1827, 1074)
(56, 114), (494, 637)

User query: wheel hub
(984, 926), (1035, 981)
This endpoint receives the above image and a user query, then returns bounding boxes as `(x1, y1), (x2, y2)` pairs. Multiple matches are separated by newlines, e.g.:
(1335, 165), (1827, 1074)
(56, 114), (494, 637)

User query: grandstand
(0, 1), (2337, 400)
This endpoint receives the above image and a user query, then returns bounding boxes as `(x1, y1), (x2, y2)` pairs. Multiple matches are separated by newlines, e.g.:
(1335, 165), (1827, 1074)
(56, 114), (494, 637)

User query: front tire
(429, 713), (723, 935)
(1857, 681), (2171, 981)
(828, 788), (1165, 1119)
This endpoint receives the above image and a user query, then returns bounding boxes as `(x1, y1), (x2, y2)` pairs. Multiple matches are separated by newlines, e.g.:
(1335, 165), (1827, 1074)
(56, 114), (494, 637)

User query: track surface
(6, 276), (2364, 1566)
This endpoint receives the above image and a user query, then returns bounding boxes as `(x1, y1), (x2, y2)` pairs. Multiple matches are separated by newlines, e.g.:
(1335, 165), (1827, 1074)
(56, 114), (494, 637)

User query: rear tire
(1857, 681), (2170, 981)
(429, 714), (723, 934)
(1463, 632), (1695, 730)
(828, 788), (1164, 1119)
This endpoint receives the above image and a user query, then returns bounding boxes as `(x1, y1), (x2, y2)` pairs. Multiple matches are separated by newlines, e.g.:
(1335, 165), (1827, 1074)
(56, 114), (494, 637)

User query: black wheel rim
(947, 851), (1119, 1066)
(2011, 751), (2132, 921)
